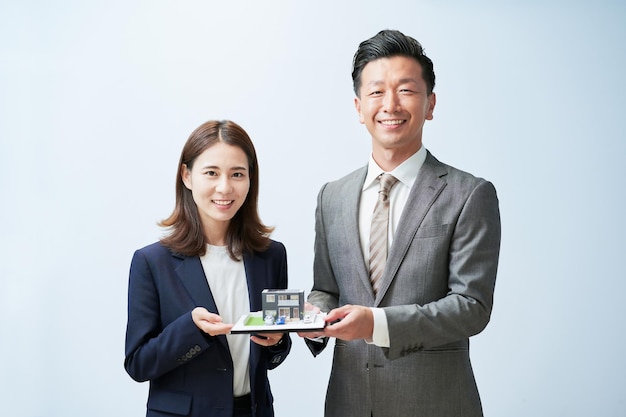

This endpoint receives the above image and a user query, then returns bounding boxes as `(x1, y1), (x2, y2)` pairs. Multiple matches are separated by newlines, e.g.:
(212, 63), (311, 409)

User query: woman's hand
(191, 307), (233, 336)
(251, 332), (285, 347)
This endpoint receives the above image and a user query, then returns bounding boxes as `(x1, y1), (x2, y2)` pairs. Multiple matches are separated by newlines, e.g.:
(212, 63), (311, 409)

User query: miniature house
(262, 289), (304, 323)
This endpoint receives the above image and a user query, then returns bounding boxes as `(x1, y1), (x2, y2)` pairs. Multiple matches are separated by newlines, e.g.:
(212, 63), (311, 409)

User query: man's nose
(383, 91), (401, 113)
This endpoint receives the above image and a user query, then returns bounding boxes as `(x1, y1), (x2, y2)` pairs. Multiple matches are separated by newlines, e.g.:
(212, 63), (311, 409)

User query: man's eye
(369, 90), (383, 96)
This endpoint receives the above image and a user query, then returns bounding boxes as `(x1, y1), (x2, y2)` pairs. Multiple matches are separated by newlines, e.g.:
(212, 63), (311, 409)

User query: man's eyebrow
(366, 78), (420, 87)
(366, 80), (384, 87)
(398, 77), (420, 84)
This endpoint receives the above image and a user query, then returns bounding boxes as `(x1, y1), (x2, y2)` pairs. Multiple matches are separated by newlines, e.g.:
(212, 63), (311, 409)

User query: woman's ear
(181, 164), (192, 190)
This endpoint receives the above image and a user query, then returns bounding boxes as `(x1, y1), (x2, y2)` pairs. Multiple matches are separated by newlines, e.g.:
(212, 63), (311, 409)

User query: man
(301, 29), (501, 417)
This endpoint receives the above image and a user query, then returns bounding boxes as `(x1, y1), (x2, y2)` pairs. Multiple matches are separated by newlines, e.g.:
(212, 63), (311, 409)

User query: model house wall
(262, 289), (304, 322)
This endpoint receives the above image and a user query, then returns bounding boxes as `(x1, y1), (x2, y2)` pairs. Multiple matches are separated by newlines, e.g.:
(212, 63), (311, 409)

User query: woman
(124, 120), (290, 417)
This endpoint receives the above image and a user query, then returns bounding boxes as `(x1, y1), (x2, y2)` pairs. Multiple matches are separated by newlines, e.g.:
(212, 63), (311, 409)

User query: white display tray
(230, 311), (327, 334)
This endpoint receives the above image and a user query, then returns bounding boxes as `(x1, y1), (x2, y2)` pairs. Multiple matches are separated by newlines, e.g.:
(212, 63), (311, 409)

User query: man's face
(355, 55), (436, 163)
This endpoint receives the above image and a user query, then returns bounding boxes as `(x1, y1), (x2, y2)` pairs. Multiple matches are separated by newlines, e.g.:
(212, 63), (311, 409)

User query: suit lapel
(375, 152), (448, 304)
(243, 253), (262, 312)
(174, 253), (219, 313)
(341, 167), (374, 299)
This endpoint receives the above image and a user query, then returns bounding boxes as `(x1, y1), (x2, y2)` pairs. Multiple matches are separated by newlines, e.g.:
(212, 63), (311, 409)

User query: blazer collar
(339, 167), (376, 299)
(174, 253), (217, 312)
(243, 253), (264, 312)
(173, 250), (263, 313)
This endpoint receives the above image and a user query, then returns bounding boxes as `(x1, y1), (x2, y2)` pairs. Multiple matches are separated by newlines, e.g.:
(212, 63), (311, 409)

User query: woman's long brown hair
(159, 120), (273, 260)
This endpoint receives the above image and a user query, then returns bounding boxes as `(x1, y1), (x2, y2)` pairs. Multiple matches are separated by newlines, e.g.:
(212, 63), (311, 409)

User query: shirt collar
(363, 146), (427, 191)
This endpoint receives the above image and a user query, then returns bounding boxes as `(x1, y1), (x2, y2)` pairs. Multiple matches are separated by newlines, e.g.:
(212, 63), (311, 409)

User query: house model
(261, 289), (304, 324)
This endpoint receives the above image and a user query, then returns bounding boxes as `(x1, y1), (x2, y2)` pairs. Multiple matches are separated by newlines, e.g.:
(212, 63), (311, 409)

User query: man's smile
(379, 119), (406, 126)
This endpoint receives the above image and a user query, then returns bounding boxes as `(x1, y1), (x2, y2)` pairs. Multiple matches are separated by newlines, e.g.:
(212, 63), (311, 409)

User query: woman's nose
(216, 176), (232, 193)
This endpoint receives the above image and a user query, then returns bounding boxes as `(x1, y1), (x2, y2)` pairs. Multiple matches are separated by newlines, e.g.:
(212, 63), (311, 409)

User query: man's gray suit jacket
(307, 151), (501, 417)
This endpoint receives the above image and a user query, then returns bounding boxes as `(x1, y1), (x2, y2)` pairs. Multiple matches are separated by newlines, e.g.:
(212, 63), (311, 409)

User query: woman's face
(182, 142), (250, 242)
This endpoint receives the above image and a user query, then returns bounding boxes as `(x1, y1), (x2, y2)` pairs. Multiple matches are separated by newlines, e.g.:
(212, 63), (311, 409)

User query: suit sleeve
(385, 180), (501, 360)
(124, 249), (214, 382)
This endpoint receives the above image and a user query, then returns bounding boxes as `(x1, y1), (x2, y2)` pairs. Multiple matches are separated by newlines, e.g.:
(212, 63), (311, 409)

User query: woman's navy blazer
(124, 240), (291, 417)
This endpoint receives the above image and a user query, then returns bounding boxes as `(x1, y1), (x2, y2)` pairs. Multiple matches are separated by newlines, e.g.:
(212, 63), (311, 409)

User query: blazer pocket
(148, 390), (192, 415)
(415, 224), (449, 239)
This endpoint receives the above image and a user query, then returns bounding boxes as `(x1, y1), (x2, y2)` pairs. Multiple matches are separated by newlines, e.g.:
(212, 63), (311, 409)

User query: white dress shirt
(359, 147), (427, 347)
(200, 245), (251, 396)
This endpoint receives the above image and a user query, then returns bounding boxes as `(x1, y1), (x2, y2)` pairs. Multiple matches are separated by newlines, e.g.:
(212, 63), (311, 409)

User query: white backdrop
(1, 1), (625, 416)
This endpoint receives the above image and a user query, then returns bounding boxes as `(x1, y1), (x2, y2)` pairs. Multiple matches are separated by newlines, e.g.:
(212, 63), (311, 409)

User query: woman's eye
(232, 172), (245, 178)
(206, 170), (218, 176)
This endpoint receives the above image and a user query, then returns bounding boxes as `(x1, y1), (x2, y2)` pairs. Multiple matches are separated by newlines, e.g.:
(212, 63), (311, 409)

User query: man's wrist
(368, 307), (390, 347)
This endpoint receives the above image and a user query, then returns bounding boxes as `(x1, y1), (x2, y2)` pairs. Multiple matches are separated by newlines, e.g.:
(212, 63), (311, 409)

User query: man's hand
(191, 307), (233, 336)
(296, 303), (322, 338)
(300, 304), (374, 341)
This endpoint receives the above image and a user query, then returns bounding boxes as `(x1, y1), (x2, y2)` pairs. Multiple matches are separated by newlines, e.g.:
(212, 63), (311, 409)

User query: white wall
(1, 1), (625, 416)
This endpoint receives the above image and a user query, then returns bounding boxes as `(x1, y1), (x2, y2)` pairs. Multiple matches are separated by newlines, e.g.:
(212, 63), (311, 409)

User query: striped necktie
(369, 173), (399, 295)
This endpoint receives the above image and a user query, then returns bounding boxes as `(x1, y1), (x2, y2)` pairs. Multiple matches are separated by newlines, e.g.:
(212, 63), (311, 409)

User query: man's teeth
(381, 120), (404, 125)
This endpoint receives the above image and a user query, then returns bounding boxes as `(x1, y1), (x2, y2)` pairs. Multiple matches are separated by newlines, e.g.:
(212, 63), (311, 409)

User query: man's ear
(426, 92), (436, 121)
(354, 96), (365, 124)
